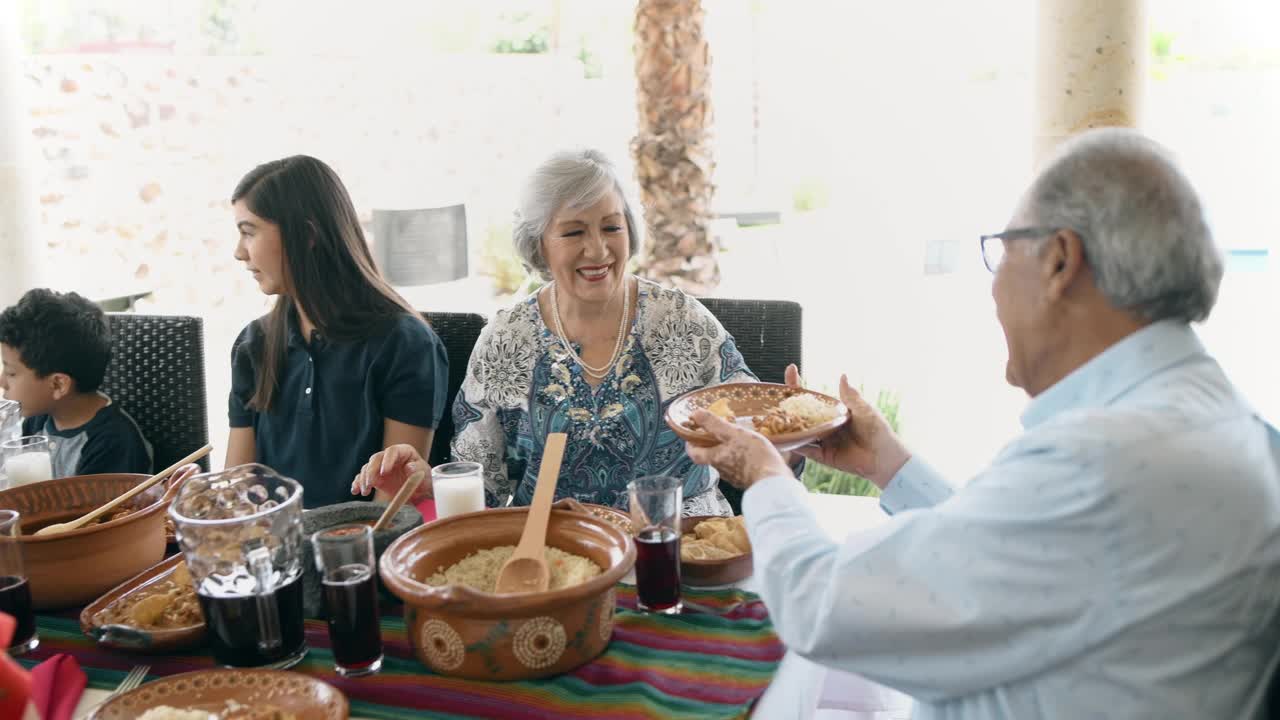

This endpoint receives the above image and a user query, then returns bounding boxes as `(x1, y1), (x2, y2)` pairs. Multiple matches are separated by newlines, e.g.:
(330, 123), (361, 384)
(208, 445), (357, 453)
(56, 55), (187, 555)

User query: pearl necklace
(549, 279), (631, 379)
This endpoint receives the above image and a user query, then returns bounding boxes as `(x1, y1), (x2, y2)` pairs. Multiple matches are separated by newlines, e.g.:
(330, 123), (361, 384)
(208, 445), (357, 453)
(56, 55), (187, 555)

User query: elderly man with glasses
(687, 128), (1280, 719)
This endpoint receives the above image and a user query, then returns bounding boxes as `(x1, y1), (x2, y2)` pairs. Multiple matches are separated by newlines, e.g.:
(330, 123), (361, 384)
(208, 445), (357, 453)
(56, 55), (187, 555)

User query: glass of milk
(2, 436), (53, 487)
(431, 462), (485, 519)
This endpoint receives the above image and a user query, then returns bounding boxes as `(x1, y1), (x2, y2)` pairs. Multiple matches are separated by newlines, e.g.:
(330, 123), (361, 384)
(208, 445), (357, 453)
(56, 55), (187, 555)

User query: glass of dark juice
(170, 464), (308, 669)
(0, 510), (37, 654)
(312, 524), (382, 677)
(627, 475), (683, 614)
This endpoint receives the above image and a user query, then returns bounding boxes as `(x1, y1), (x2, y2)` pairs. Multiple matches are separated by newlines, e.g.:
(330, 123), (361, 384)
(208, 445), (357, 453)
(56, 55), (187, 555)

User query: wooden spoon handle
(373, 468), (425, 532)
(514, 433), (566, 557)
(70, 444), (213, 529)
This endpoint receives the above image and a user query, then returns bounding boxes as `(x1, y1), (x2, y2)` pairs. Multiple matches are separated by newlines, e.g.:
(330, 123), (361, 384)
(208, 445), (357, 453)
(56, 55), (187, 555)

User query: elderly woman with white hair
(355, 148), (782, 515)
(683, 128), (1280, 718)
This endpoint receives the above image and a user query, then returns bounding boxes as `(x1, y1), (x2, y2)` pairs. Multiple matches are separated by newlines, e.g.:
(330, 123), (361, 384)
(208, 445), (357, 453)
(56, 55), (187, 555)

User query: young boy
(0, 289), (153, 477)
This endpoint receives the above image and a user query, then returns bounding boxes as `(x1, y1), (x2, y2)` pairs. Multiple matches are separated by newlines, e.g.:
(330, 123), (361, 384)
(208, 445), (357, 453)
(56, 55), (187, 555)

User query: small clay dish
(680, 515), (753, 588)
(80, 553), (204, 653)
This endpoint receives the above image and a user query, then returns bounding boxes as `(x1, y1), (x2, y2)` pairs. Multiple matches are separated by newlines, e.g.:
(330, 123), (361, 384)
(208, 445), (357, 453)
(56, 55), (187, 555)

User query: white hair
(512, 148), (645, 281)
(1026, 128), (1223, 323)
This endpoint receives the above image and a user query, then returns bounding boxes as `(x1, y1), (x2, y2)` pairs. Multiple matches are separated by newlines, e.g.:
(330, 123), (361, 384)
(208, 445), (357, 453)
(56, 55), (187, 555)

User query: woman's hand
(793, 369), (910, 489)
(352, 444), (433, 502)
(685, 411), (793, 491)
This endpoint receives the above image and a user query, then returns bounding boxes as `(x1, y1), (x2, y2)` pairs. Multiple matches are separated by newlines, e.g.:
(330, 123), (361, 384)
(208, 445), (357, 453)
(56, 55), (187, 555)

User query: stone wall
(20, 53), (635, 317)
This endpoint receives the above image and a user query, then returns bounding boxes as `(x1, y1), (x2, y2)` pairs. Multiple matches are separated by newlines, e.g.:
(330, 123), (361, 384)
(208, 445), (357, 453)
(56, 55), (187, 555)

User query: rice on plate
(427, 545), (602, 594)
(777, 393), (840, 424)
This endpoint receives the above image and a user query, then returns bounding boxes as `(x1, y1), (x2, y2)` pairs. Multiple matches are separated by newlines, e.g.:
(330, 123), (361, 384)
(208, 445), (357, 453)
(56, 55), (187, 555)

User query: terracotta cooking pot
(380, 498), (635, 681)
(0, 473), (172, 609)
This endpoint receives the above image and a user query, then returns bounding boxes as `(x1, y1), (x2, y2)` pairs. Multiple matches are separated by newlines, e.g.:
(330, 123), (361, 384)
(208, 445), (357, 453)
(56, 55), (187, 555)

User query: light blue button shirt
(744, 321), (1280, 719)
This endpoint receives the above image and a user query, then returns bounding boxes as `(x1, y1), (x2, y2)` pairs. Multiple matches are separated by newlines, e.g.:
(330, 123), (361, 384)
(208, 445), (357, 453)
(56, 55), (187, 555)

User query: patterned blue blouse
(451, 279), (755, 516)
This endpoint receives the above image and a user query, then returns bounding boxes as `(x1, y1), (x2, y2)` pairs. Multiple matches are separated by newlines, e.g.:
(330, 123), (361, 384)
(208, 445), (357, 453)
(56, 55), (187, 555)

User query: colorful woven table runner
(21, 584), (784, 719)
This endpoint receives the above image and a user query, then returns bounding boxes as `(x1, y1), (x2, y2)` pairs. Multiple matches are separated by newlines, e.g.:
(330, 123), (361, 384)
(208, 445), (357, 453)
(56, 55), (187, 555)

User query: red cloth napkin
(414, 498), (437, 523)
(0, 613), (32, 720)
(28, 655), (85, 720)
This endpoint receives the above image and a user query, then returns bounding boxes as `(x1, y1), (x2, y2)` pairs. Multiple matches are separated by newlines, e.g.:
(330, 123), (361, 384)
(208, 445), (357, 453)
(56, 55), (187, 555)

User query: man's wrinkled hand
(685, 410), (793, 490)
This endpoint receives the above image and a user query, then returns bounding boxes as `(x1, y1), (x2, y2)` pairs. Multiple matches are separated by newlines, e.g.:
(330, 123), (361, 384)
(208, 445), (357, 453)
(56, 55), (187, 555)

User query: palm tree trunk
(632, 0), (718, 295)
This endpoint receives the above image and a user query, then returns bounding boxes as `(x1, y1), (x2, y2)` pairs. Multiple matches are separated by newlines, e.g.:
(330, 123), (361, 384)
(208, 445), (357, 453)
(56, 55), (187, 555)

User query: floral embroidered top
(451, 279), (755, 516)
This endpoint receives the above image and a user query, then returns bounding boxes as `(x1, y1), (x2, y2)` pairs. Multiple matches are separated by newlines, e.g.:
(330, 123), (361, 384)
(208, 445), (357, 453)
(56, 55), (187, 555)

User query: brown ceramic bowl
(579, 502), (633, 535)
(680, 515), (754, 588)
(80, 553), (205, 653)
(0, 473), (171, 609)
(665, 382), (848, 452)
(380, 498), (635, 681)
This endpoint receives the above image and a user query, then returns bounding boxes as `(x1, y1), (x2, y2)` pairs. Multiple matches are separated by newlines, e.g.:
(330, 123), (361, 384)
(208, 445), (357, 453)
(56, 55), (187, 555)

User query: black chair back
(698, 298), (803, 383)
(101, 314), (211, 471)
(423, 312), (487, 467)
(698, 298), (804, 513)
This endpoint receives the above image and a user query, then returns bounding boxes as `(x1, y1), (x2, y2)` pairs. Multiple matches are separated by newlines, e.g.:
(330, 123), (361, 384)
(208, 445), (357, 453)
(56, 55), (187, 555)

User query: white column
(1034, 0), (1148, 167)
(0, 2), (39, 305)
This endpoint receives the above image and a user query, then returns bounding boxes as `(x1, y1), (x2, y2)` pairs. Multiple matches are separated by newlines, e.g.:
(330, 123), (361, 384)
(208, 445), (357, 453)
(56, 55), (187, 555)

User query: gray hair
(1025, 128), (1223, 323)
(513, 148), (645, 281)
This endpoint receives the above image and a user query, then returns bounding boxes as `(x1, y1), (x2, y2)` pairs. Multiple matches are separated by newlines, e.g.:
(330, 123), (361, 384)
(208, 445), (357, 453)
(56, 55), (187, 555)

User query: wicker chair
(101, 314), (211, 471)
(699, 298), (804, 513)
(422, 312), (487, 467)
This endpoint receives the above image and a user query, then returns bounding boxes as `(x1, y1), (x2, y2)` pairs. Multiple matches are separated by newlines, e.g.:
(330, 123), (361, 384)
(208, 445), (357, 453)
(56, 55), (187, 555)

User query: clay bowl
(0, 473), (171, 609)
(300, 500), (422, 618)
(579, 502), (633, 535)
(665, 382), (848, 452)
(380, 498), (635, 681)
(80, 553), (205, 653)
(680, 515), (754, 588)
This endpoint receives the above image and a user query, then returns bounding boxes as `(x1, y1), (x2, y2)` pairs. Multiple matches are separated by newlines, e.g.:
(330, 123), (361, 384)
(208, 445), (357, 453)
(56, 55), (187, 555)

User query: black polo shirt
(229, 311), (447, 508)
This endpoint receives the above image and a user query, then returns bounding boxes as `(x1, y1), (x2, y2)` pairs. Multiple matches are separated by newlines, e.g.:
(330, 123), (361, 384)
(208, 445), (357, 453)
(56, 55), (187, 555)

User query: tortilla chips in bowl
(679, 515), (753, 588)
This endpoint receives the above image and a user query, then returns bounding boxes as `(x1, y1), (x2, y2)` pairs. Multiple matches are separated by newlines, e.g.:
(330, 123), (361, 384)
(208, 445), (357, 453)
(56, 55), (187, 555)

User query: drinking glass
(627, 475), (683, 614)
(312, 524), (383, 676)
(0, 510), (38, 654)
(1, 436), (52, 487)
(170, 464), (307, 669)
(0, 400), (19, 445)
(432, 462), (485, 519)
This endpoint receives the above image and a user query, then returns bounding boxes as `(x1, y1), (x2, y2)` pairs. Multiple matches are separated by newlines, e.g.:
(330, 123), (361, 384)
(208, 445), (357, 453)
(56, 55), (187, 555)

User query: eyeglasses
(978, 227), (1059, 272)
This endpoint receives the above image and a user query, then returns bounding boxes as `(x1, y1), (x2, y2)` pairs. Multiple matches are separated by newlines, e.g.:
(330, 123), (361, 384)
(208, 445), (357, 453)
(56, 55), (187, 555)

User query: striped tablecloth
(21, 584), (784, 720)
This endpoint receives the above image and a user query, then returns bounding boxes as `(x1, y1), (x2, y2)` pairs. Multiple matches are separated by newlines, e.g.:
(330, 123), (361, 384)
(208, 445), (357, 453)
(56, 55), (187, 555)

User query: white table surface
(73, 493), (910, 719)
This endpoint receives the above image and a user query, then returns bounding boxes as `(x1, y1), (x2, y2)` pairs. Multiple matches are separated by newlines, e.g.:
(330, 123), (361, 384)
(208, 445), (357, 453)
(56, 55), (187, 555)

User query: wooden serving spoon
(372, 468), (426, 532)
(34, 444), (213, 536)
(494, 432), (567, 595)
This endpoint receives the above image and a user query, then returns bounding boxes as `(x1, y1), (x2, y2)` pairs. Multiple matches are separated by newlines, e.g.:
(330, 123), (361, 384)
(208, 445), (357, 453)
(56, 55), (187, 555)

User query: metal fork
(112, 665), (150, 696)
(82, 665), (149, 717)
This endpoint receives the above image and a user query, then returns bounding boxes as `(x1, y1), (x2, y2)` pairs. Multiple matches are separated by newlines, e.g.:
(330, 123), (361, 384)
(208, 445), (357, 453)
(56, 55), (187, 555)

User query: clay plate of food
(680, 515), (753, 588)
(80, 553), (205, 653)
(88, 669), (348, 720)
(665, 383), (848, 452)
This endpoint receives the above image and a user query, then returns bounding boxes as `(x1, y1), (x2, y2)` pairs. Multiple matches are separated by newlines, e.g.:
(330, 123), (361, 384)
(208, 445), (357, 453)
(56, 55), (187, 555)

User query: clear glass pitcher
(169, 464), (307, 668)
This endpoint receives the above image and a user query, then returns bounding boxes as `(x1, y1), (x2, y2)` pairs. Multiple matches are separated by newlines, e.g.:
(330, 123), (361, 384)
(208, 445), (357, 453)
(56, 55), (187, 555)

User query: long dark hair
(232, 155), (421, 412)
